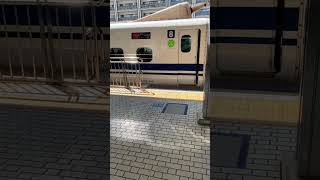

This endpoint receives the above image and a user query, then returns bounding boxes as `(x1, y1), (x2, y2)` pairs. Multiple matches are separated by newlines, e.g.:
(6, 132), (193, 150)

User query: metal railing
(110, 56), (143, 90)
(0, 1), (108, 86)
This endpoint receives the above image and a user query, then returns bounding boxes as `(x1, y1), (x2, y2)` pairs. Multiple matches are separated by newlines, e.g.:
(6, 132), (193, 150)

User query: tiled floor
(211, 122), (297, 180)
(0, 82), (108, 111)
(0, 89), (297, 180)
(0, 82), (107, 104)
(110, 94), (298, 180)
(0, 105), (108, 180)
(110, 95), (210, 180)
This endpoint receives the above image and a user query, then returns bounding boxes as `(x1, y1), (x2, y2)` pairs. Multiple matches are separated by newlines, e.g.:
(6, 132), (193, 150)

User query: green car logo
(168, 39), (175, 48)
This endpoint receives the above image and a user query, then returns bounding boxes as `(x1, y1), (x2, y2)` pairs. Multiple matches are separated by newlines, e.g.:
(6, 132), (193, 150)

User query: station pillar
(296, 0), (320, 178)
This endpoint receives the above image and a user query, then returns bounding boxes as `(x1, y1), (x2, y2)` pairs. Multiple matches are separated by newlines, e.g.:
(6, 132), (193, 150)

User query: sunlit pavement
(110, 94), (297, 180)
(110, 95), (210, 180)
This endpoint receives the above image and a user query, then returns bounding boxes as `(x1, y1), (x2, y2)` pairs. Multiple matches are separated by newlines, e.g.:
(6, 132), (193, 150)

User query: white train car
(201, 0), (307, 125)
(110, 18), (209, 87)
(208, 0), (305, 92)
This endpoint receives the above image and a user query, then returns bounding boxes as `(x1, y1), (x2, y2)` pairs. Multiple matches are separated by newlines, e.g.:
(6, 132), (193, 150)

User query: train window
(110, 48), (124, 61)
(136, 48), (152, 62)
(181, 35), (192, 53)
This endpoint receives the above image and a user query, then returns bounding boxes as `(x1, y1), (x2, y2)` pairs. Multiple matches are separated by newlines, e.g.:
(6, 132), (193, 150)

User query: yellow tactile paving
(206, 92), (300, 126)
(110, 87), (204, 101)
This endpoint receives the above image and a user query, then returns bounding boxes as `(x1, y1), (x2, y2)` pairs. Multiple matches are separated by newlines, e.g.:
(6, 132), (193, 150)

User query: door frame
(177, 28), (200, 85)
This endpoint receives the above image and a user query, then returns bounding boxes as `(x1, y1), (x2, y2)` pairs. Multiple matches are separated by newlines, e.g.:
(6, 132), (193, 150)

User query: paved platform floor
(0, 82), (108, 110)
(0, 105), (108, 180)
(0, 87), (297, 180)
(110, 94), (297, 180)
(110, 95), (210, 180)
(211, 122), (296, 180)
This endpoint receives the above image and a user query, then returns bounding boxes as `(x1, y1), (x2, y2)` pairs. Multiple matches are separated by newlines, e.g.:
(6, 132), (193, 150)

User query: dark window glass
(181, 35), (191, 53)
(95, 6), (108, 27)
(84, 7), (92, 26)
(58, 7), (70, 26)
(29, 6), (39, 25)
(48, 6), (58, 26)
(136, 48), (152, 62)
(4, 5), (15, 25)
(71, 7), (81, 26)
(16, 5), (28, 25)
(110, 48), (124, 61)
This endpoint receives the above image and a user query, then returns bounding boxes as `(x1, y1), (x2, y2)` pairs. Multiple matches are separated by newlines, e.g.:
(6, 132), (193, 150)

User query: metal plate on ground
(212, 133), (250, 168)
(162, 103), (188, 115)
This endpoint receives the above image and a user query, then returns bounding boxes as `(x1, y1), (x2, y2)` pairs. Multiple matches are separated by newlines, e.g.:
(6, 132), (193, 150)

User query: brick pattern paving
(0, 93), (297, 180)
(211, 122), (297, 180)
(0, 82), (107, 105)
(111, 94), (297, 180)
(0, 105), (109, 180)
(110, 95), (210, 180)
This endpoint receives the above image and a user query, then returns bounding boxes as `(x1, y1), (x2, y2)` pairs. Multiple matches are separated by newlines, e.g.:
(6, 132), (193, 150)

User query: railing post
(45, 4), (62, 82)
(37, 0), (50, 80)
(110, 57), (144, 92)
(91, 3), (100, 83)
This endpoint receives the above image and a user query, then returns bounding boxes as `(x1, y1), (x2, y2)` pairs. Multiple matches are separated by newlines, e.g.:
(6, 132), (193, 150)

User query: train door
(178, 29), (199, 85)
(213, 0), (285, 76)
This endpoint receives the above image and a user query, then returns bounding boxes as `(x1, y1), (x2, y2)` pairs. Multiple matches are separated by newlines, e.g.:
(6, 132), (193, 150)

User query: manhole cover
(162, 103), (188, 115)
(212, 132), (250, 168)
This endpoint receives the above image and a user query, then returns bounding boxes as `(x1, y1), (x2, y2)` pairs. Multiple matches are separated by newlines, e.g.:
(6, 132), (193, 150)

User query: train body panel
(110, 18), (209, 87)
(0, 0), (306, 91)
(209, 0), (305, 92)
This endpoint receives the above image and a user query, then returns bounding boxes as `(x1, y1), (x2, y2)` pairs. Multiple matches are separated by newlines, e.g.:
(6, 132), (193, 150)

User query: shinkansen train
(209, 0), (305, 92)
(110, 0), (305, 91)
(0, 0), (305, 92)
(110, 18), (209, 87)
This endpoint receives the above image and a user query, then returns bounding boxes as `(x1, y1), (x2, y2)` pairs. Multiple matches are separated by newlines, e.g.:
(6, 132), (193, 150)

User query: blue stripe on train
(210, 7), (299, 31)
(137, 72), (203, 76)
(111, 63), (204, 71)
(210, 37), (297, 45)
(111, 71), (204, 76)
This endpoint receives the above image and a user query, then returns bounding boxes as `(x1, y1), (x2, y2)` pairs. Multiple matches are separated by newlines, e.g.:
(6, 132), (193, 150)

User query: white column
(193, 0), (196, 18)
(114, 0), (118, 21)
(137, 0), (141, 18)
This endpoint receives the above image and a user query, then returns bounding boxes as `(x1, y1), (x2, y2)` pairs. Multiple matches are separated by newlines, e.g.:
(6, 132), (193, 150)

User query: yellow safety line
(111, 88), (204, 101)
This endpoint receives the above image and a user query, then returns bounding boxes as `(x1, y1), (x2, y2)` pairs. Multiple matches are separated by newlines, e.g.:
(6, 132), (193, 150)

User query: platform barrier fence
(110, 56), (148, 94)
(0, 0), (109, 86)
(0, 0), (109, 106)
